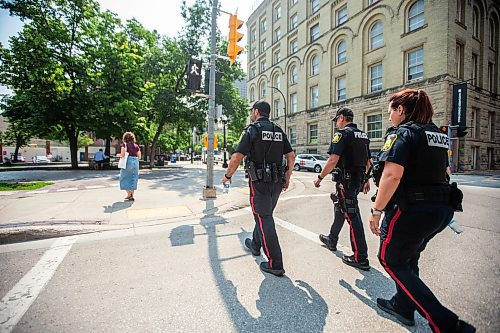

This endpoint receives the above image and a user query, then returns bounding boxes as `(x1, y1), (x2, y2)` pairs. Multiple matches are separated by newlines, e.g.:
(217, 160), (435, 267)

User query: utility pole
(203, 0), (218, 199)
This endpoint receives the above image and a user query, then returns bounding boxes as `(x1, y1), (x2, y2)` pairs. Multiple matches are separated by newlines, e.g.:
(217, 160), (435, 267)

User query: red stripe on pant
(339, 188), (359, 261)
(380, 209), (441, 333)
(249, 180), (273, 268)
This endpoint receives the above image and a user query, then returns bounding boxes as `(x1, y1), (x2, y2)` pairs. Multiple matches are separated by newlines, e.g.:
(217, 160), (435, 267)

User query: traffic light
(204, 69), (223, 95)
(227, 14), (244, 65)
(457, 126), (468, 137)
(186, 58), (202, 92)
(440, 125), (448, 134)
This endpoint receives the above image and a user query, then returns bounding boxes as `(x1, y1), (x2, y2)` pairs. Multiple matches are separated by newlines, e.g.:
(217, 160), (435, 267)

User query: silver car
(293, 154), (328, 173)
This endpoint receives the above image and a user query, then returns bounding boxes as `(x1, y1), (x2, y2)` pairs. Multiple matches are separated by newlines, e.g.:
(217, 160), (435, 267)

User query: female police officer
(369, 89), (475, 333)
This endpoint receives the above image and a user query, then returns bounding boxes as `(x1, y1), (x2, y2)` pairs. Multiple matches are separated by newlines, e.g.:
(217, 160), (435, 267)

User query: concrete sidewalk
(0, 161), (257, 243)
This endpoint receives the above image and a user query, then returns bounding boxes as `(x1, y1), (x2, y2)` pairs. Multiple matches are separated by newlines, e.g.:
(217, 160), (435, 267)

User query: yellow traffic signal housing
(227, 14), (244, 65)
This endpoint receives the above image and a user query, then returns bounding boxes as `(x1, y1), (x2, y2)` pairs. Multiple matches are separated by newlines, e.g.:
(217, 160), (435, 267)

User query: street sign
(203, 134), (218, 149)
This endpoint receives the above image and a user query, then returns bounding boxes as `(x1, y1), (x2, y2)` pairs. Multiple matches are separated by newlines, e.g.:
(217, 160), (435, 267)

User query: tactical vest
(248, 119), (286, 166)
(338, 126), (370, 172)
(399, 122), (449, 187)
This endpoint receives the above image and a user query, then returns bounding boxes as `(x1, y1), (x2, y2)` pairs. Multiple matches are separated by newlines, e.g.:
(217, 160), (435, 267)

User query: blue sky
(0, 0), (254, 95)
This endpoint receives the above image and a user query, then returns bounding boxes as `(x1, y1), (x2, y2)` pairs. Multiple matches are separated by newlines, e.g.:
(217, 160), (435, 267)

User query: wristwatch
(371, 208), (383, 216)
(317, 174), (324, 180)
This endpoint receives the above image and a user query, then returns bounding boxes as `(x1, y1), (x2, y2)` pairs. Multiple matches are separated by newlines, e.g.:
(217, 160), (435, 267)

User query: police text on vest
(261, 131), (283, 141)
(425, 131), (449, 149)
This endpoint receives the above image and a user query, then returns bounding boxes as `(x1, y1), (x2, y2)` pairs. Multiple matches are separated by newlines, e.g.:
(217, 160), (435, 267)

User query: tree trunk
(13, 141), (20, 162)
(66, 127), (79, 169)
(149, 119), (166, 168)
(105, 138), (111, 157)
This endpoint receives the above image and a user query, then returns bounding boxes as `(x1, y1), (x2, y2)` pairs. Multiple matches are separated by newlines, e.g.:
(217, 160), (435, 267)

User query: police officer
(369, 89), (475, 333)
(222, 101), (294, 277)
(313, 107), (372, 271)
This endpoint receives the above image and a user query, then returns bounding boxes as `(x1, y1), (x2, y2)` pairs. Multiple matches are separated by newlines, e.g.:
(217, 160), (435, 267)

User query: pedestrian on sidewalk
(313, 107), (372, 271)
(94, 149), (106, 169)
(119, 132), (141, 201)
(369, 89), (475, 332)
(222, 101), (295, 277)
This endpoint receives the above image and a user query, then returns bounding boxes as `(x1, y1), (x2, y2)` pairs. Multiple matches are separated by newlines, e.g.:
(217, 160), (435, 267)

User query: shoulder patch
(332, 133), (342, 144)
(381, 134), (397, 152)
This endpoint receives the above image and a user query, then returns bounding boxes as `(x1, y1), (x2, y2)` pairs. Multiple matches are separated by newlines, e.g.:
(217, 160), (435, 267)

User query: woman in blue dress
(119, 132), (141, 201)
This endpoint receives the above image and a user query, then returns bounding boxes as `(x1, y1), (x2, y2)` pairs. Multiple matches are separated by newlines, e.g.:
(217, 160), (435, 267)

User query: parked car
(32, 156), (51, 164)
(293, 154), (328, 173)
(10, 154), (25, 162)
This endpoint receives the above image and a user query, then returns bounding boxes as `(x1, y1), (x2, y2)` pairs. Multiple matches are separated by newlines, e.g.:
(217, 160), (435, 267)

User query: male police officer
(222, 101), (295, 277)
(313, 107), (372, 270)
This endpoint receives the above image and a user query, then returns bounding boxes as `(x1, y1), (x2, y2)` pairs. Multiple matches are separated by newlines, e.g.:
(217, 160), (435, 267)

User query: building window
(487, 147), (494, 170)
(369, 63), (383, 92)
(290, 93), (298, 113)
(275, 27), (281, 42)
(310, 85), (319, 108)
(251, 47), (257, 60)
(456, 0), (464, 23)
(310, 24), (320, 42)
(366, 114), (382, 139)
(274, 99), (281, 117)
(488, 62), (497, 93)
(408, 0), (425, 32)
(311, 0), (320, 14)
(311, 55), (319, 76)
(290, 38), (298, 54)
(275, 5), (281, 21)
(336, 76), (346, 101)
(471, 108), (479, 139)
(290, 65), (298, 84)
(261, 19), (267, 33)
(260, 60), (267, 72)
(488, 112), (495, 141)
(273, 74), (281, 90)
(472, 53), (478, 86)
(261, 40), (267, 52)
(274, 50), (281, 64)
(259, 82), (267, 98)
(337, 40), (346, 64)
(290, 14), (298, 30)
(250, 87), (255, 101)
(337, 5), (348, 26)
(309, 124), (318, 143)
(369, 21), (384, 50)
(471, 146), (478, 170)
(251, 28), (257, 42)
(290, 0), (298, 7)
(456, 42), (464, 79)
(251, 67), (256, 79)
(472, 6), (480, 39)
(490, 19), (497, 49)
(407, 47), (424, 81)
(289, 127), (297, 145)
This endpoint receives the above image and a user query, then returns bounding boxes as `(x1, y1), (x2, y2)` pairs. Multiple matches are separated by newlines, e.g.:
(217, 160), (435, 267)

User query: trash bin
(170, 154), (177, 163)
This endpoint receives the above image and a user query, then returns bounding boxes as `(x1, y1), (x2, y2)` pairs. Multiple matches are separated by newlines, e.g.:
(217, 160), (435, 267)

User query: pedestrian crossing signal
(440, 126), (448, 134)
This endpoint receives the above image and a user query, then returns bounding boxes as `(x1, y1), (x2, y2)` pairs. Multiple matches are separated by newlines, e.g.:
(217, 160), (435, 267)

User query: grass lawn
(0, 182), (54, 191)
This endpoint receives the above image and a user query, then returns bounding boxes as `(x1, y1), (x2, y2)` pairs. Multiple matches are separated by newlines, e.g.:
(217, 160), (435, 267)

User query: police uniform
(234, 116), (293, 273)
(327, 123), (370, 265)
(377, 121), (462, 332)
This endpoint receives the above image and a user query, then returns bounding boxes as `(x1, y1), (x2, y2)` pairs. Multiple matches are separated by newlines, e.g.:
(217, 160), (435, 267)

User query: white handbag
(118, 143), (129, 169)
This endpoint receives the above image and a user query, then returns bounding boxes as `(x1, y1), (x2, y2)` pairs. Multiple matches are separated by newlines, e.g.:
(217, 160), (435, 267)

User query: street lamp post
(221, 115), (228, 168)
(268, 86), (287, 134)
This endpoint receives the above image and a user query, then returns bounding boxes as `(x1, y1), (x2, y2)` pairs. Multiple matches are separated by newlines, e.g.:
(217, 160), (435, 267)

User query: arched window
(290, 65), (298, 84)
(369, 21), (383, 50)
(408, 0), (425, 32)
(311, 55), (319, 76)
(259, 82), (266, 98)
(250, 87), (255, 101)
(472, 6), (480, 38)
(337, 40), (346, 64)
(273, 74), (281, 90)
(490, 18), (497, 49)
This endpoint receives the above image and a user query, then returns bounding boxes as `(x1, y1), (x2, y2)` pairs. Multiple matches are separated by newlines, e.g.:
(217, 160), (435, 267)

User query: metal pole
(204, 0), (218, 198)
(222, 119), (228, 168)
(269, 86), (287, 134)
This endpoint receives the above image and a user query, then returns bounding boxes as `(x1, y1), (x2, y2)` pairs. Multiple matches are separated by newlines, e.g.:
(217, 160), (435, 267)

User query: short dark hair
(389, 89), (434, 124)
(252, 101), (271, 117)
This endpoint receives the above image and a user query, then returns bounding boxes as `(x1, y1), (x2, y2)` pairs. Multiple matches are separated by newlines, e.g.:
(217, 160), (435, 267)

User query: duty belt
(405, 185), (451, 203)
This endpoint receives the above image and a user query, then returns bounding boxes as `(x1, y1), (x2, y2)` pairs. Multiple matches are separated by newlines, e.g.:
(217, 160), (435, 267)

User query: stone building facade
(246, 0), (500, 171)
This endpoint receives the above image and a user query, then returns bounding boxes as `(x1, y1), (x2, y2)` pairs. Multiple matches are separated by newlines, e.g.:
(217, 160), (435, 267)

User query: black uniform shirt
(234, 118), (293, 156)
(378, 126), (412, 167)
(328, 123), (369, 167)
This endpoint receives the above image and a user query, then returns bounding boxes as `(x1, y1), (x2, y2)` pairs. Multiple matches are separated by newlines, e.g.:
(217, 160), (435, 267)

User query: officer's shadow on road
(200, 200), (328, 333)
(339, 267), (425, 332)
(103, 200), (133, 213)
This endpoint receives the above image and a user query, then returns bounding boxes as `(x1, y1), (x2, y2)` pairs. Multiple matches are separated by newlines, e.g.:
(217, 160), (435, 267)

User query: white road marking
(86, 185), (105, 189)
(56, 187), (78, 192)
(274, 217), (322, 245)
(0, 236), (78, 333)
(279, 193), (330, 201)
(27, 190), (49, 195)
(0, 191), (15, 196)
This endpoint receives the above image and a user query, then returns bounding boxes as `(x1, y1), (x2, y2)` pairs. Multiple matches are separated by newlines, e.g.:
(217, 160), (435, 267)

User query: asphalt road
(0, 167), (498, 332)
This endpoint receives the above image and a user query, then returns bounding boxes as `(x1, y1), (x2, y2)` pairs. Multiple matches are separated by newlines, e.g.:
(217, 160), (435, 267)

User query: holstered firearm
(246, 161), (260, 181)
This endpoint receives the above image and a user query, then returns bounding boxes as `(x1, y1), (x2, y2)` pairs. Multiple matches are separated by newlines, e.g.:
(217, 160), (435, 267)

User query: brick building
(246, 0), (500, 171)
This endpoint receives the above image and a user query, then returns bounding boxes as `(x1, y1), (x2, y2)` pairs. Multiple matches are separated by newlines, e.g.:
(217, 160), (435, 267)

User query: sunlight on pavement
(126, 206), (192, 219)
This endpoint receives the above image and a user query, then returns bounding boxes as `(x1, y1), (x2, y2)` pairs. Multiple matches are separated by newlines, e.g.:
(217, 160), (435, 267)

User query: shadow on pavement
(200, 200), (328, 332)
(103, 200), (134, 213)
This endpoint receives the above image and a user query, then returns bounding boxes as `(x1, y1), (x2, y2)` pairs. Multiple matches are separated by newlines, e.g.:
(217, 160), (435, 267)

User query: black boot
(244, 238), (260, 256)
(377, 298), (415, 326)
(259, 262), (285, 277)
(342, 254), (370, 271)
(319, 234), (337, 251)
(455, 320), (476, 333)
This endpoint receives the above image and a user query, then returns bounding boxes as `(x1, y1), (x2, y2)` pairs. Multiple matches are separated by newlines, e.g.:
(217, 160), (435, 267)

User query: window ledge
(455, 19), (467, 30)
(333, 62), (347, 70)
(365, 45), (386, 55)
(472, 36), (481, 43)
(401, 23), (428, 38)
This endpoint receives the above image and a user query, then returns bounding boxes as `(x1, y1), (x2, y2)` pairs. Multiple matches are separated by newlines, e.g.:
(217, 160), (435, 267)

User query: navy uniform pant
(328, 181), (368, 261)
(249, 180), (284, 270)
(379, 203), (459, 333)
